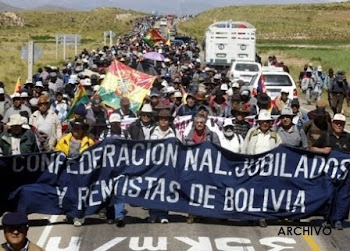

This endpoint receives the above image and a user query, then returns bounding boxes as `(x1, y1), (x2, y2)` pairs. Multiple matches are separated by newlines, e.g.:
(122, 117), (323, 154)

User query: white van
(229, 61), (261, 84)
(160, 18), (167, 26)
(249, 67), (298, 100)
(204, 21), (256, 66)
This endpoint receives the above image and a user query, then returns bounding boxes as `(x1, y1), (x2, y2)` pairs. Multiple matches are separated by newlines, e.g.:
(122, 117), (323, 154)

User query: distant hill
(32, 4), (78, 11)
(0, 1), (22, 12)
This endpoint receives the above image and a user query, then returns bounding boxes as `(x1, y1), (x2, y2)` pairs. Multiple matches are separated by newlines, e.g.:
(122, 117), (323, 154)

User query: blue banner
(1, 138), (350, 221)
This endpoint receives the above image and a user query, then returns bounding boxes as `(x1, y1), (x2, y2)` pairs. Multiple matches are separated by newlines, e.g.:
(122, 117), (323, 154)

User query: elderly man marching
(241, 109), (282, 227)
(29, 95), (62, 151)
(148, 109), (177, 223)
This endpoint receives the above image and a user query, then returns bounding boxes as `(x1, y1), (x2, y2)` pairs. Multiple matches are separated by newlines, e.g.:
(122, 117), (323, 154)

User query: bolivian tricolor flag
(65, 84), (90, 120)
(13, 77), (21, 93)
(142, 28), (165, 47)
(98, 60), (156, 113)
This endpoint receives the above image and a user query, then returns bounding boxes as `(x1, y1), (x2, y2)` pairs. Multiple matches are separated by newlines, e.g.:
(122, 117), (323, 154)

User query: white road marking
(93, 237), (127, 251)
(37, 215), (60, 247)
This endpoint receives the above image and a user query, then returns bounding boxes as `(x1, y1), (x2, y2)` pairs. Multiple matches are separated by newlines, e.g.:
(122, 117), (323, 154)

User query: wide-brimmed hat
(7, 114), (24, 126)
(139, 104), (153, 114)
(156, 109), (173, 121)
(257, 109), (273, 121)
(195, 92), (207, 101)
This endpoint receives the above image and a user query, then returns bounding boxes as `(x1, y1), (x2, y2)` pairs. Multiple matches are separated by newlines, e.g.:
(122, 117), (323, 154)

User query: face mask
(224, 128), (234, 137)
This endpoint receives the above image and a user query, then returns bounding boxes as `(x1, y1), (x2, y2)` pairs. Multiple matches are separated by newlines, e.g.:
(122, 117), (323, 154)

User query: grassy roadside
(0, 8), (145, 91)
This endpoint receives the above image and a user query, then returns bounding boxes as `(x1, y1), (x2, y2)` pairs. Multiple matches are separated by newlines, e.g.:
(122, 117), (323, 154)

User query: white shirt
(11, 137), (21, 155)
(37, 113), (52, 136)
(219, 133), (243, 153)
(150, 126), (176, 140)
(255, 130), (274, 154)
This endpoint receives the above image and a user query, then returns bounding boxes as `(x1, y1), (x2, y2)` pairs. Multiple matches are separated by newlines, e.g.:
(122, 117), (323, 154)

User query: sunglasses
(141, 113), (151, 117)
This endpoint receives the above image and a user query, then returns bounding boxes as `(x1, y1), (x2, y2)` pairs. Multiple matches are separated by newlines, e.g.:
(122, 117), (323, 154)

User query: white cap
(0, 88), (4, 94)
(7, 114), (24, 126)
(220, 84), (228, 91)
(257, 109), (273, 121)
(173, 91), (183, 98)
(332, 113), (346, 122)
(164, 58), (171, 63)
(35, 81), (44, 88)
(20, 92), (28, 98)
(281, 88), (289, 94)
(240, 90), (250, 96)
(166, 86), (175, 93)
(196, 58), (201, 63)
(317, 65), (322, 72)
(109, 113), (122, 123)
(93, 85), (101, 92)
(82, 79), (91, 86)
(232, 82), (240, 88)
(100, 74), (105, 80)
(223, 118), (234, 127)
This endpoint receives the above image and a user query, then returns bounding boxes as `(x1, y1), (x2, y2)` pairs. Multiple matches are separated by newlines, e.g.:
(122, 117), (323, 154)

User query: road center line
(36, 215), (60, 247)
(303, 234), (321, 251)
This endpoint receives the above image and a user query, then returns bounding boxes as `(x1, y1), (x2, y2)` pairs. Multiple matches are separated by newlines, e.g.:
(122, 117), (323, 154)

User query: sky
(2, 0), (345, 14)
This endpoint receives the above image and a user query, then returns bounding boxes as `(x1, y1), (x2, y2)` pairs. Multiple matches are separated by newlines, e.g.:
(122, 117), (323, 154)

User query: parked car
(249, 66), (298, 100)
(229, 61), (261, 84)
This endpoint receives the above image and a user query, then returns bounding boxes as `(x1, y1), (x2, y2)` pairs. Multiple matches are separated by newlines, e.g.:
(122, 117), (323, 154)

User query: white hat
(82, 79), (91, 86)
(332, 113), (346, 122)
(220, 84), (228, 91)
(82, 58), (89, 63)
(11, 93), (21, 99)
(35, 81), (44, 88)
(240, 90), (250, 96)
(308, 62), (313, 67)
(20, 92), (28, 98)
(7, 114), (24, 126)
(280, 107), (293, 117)
(140, 104), (153, 113)
(281, 88), (289, 94)
(195, 58), (201, 63)
(21, 116), (31, 130)
(173, 91), (183, 98)
(161, 80), (168, 87)
(223, 118), (234, 127)
(317, 65), (322, 72)
(109, 113), (122, 123)
(100, 74), (106, 80)
(214, 74), (221, 80)
(232, 82), (240, 88)
(164, 58), (171, 63)
(0, 88), (4, 94)
(166, 86), (176, 94)
(93, 85), (101, 92)
(257, 109), (273, 121)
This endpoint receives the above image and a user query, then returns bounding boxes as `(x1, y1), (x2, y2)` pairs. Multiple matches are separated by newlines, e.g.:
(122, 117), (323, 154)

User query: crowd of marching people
(0, 16), (349, 230)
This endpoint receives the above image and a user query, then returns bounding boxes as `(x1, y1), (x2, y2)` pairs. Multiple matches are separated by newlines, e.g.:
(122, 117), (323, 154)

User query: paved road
(1, 206), (349, 250)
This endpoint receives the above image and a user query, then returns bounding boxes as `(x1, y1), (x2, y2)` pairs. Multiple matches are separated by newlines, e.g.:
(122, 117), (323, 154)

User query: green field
(0, 8), (144, 91)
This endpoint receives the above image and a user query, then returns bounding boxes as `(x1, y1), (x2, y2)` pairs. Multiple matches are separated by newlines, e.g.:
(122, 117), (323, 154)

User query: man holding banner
(311, 113), (350, 230)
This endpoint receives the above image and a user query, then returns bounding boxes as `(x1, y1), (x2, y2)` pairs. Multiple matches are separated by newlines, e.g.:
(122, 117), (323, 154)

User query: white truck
(204, 21), (256, 66)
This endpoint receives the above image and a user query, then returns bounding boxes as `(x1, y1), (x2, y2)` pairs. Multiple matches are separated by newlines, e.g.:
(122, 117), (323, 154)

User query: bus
(204, 21), (256, 66)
